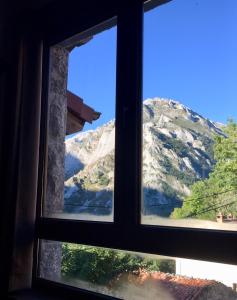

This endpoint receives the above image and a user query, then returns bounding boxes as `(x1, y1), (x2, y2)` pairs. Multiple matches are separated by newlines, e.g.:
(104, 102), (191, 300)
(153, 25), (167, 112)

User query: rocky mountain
(64, 98), (224, 217)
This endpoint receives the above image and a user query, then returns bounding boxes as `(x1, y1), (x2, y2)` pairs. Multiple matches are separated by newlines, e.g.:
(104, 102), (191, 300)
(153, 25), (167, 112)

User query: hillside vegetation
(172, 120), (237, 220)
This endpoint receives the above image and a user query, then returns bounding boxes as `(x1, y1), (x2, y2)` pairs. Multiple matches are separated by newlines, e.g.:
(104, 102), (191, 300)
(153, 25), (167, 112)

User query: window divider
(114, 0), (143, 229)
(36, 217), (237, 266)
(32, 42), (51, 285)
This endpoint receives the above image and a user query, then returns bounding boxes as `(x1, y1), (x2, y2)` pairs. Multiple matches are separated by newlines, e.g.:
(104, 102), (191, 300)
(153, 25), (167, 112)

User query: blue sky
(67, 0), (237, 131)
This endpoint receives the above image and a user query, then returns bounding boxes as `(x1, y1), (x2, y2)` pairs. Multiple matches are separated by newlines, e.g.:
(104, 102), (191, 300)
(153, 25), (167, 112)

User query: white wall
(176, 258), (237, 288)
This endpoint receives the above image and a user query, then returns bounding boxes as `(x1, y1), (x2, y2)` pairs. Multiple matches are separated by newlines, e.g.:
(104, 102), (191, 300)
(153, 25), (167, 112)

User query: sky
(67, 0), (237, 132)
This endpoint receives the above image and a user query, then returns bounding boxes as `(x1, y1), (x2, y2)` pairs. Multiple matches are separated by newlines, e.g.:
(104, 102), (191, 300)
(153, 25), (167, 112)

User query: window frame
(33, 0), (237, 298)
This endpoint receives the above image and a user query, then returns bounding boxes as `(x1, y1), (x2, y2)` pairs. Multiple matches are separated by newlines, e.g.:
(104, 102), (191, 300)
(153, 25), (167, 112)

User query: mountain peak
(144, 97), (181, 105)
(64, 97), (224, 217)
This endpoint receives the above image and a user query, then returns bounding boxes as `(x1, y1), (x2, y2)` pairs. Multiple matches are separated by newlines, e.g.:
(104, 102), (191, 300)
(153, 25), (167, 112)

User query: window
(142, 0), (237, 231)
(44, 21), (117, 222)
(34, 1), (237, 299)
(39, 241), (237, 299)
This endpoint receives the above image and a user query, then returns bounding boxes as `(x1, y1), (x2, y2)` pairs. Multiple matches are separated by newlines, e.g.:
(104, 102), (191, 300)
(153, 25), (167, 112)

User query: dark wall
(0, 0), (118, 295)
(0, 1), (56, 295)
(0, 12), (21, 296)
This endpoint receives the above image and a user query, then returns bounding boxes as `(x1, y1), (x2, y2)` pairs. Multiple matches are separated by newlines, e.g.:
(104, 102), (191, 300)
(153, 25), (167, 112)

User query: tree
(61, 244), (175, 285)
(172, 120), (237, 220)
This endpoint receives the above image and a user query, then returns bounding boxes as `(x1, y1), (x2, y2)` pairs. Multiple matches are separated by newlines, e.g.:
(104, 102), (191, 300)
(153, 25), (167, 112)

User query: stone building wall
(40, 46), (69, 280)
(45, 45), (69, 216)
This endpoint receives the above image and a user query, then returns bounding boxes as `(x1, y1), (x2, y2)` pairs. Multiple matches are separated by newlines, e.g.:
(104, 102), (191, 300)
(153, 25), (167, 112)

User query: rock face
(64, 98), (224, 216)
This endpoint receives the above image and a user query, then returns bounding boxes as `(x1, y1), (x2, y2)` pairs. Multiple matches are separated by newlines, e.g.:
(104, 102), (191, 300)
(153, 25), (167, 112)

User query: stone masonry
(40, 46), (69, 280)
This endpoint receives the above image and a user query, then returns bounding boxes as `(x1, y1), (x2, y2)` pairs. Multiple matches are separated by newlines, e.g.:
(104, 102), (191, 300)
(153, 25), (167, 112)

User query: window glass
(39, 240), (237, 299)
(142, 0), (237, 230)
(44, 22), (116, 221)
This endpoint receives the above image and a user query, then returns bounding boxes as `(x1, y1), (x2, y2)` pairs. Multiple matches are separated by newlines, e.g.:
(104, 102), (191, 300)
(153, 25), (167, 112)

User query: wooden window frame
(33, 0), (237, 298)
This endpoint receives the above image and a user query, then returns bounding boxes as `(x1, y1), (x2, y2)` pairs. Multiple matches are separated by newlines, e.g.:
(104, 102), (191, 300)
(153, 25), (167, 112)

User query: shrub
(61, 244), (175, 285)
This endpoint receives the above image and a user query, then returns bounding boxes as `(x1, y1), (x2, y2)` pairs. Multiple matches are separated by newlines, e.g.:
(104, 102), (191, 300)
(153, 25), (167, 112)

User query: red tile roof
(142, 272), (216, 300)
(110, 271), (233, 300)
(67, 90), (100, 124)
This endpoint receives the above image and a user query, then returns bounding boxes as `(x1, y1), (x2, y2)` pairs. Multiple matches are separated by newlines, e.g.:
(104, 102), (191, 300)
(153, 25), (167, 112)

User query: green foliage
(199, 134), (215, 160)
(62, 244), (175, 285)
(172, 121), (237, 220)
(98, 174), (110, 186)
(160, 157), (196, 186)
(157, 130), (214, 185)
(155, 131), (189, 157)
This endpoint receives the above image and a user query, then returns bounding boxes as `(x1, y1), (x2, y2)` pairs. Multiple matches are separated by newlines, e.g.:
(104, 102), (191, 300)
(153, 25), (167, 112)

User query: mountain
(64, 98), (224, 217)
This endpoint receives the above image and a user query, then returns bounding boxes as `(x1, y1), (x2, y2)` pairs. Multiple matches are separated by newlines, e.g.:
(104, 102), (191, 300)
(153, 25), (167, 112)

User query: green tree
(172, 120), (237, 220)
(61, 244), (175, 285)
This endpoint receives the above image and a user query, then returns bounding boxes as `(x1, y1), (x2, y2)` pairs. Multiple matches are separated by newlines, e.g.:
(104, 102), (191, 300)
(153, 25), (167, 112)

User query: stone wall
(45, 45), (69, 216)
(40, 46), (69, 280)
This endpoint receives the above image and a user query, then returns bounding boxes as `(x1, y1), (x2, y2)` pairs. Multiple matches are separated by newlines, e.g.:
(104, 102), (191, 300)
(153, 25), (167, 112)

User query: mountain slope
(64, 98), (224, 216)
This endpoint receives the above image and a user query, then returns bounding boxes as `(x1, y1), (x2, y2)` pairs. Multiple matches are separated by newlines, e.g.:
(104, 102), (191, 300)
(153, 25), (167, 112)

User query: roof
(146, 272), (216, 300)
(66, 90), (101, 134)
(67, 90), (100, 124)
(110, 271), (237, 300)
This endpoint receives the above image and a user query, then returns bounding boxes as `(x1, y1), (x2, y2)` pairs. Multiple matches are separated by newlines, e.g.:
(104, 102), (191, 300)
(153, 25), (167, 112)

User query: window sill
(9, 280), (119, 300)
(9, 289), (63, 300)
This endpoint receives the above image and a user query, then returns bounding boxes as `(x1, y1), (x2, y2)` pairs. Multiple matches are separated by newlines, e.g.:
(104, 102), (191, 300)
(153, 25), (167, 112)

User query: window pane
(142, 0), (237, 230)
(39, 240), (237, 299)
(43, 21), (116, 221)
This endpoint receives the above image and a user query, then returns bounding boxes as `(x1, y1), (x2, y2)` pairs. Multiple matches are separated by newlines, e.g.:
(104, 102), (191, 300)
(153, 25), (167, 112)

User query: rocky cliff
(64, 98), (224, 216)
